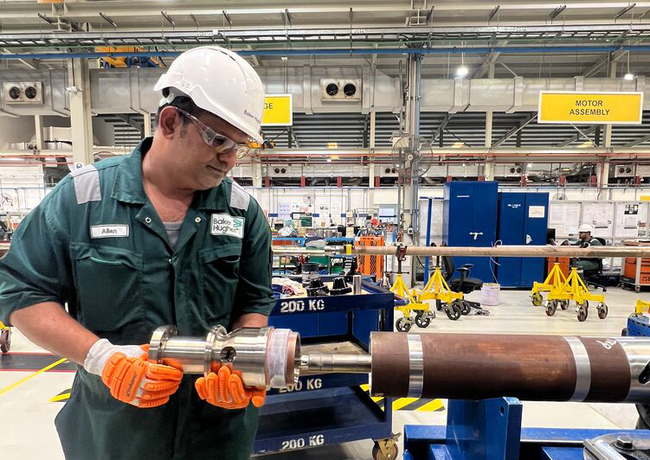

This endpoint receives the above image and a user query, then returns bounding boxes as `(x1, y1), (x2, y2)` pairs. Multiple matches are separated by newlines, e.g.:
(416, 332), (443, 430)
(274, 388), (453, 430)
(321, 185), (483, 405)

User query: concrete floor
(1, 287), (649, 459)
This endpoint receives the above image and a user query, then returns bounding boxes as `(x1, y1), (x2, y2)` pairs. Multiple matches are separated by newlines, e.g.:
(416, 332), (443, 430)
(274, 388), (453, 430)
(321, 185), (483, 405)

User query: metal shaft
(298, 353), (372, 374)
(354, 244), (650, 258)
(370, 332), (650, 403)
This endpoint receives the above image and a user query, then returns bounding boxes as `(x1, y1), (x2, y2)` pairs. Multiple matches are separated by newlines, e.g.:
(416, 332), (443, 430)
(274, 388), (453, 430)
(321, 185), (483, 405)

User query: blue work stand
(404, 397), (647, 460)
(253, 278), (394, 455)
(626, 313), (650, 337)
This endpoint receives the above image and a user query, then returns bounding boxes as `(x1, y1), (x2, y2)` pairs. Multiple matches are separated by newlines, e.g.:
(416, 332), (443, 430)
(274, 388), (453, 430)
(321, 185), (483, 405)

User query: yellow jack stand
(530, 263), (567, 307)
(413, 266), (465, 322)
(390, 273), (429, 333)
(0, 321), (11, 353)
(635, 300), (650, 315)
(531, 265), (608, 322)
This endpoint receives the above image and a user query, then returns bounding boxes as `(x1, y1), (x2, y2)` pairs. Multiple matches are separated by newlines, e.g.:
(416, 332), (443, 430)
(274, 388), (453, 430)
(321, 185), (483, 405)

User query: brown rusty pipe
(353, 245), (650, 258)
(369, 333), (650, 403)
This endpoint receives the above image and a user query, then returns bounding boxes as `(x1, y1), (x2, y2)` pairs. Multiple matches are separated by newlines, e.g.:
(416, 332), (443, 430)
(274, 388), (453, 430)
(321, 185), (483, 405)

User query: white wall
(92, 117), (115, 146)
(0, 115), (36, 148)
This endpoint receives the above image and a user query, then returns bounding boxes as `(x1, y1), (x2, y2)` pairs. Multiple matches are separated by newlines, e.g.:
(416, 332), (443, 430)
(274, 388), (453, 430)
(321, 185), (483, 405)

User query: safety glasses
(173, 107), (253, 159)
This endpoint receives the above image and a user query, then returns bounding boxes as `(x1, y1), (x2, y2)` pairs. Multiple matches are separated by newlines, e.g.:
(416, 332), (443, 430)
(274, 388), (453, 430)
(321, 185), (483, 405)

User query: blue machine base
(404, 398), (648, 460)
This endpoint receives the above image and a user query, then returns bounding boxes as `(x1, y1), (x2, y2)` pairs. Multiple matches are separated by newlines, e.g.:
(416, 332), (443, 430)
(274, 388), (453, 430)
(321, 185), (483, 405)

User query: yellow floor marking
(0, 358), (67, 397)
(391, 397), (420, 411)
(359, 384), (444, 411)
(415, 399), (445, 412)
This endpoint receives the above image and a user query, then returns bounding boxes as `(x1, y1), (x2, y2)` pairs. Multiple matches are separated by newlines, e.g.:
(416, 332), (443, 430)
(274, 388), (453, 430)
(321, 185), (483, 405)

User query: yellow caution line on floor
(0, 357), (67, 397)
(392, 397), (420, 411)
(359, 384), (445, 412)
(412, 399), (445, 412)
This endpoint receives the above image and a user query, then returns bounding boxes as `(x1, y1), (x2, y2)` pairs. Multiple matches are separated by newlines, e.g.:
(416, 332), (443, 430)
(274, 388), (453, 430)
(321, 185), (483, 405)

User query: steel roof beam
(625, 133), (650, 147)
(556, 125), (598, 147)
(472, 40), (508, 78)
(492, 113), (536, 147)
(2, 24), (650, 45)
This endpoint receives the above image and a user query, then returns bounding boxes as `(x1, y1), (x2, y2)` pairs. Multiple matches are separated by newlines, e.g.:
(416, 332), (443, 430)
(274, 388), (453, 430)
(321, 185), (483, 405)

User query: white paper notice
(529, 206), (546, 218)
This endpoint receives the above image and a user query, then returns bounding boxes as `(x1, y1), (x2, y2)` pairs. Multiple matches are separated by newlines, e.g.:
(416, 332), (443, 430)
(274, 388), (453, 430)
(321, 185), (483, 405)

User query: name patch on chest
(211, 214), (245, 238)
(90, 224), (130, 239)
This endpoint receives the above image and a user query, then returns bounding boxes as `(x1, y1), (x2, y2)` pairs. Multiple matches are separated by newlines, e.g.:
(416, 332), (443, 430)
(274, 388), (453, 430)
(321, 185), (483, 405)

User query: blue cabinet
(443, 181), (499, 283)
(496, 192), (549, 287)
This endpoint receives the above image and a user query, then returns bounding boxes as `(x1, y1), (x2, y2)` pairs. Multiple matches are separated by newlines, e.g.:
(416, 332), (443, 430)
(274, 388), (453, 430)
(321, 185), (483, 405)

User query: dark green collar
(111, 137), (150, 204)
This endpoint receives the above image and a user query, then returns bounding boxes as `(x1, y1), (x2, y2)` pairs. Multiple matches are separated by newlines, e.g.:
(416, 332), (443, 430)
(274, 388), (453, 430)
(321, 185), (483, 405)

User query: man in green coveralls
(0, 46), (274, 459)
(575, 223), (603, 273)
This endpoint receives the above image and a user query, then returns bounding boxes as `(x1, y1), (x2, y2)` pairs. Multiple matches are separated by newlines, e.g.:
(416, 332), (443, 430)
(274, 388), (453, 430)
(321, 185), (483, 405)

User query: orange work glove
(195, 365), (266, 410)
(84, 339), (183, 408)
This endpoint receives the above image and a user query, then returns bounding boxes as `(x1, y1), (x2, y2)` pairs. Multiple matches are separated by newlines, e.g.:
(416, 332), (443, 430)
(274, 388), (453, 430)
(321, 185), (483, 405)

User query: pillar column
(67, 58), (94, 166)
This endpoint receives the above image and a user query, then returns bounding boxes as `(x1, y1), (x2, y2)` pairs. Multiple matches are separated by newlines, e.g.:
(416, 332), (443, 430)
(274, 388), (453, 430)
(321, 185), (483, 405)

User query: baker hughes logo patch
(211, 214), (245, 238)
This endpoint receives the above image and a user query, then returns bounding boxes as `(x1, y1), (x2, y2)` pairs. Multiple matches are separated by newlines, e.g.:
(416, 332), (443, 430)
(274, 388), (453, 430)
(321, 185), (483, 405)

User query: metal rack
(254, 277), (394, 456)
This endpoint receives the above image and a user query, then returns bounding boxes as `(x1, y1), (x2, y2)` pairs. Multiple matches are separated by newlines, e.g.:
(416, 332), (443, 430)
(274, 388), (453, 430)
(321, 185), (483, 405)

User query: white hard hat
(578, 224), (593, 233)
(154, 46), (265, 143)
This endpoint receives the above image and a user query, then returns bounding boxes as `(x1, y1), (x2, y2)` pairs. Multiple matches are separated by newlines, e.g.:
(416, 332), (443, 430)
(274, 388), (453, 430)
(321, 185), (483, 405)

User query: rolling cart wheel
(636, 286), (642, 293)
(598, 304), (609, 320)
(396, 317), (412, 333)
(0, 329), (10, 353)
(545, 300), (557, 317)
(531, 293), (543, 307)
(459, 302), (471, 316)
(414, 312), (431, 328)
(372, 443), (399, 460)
(559, 300), (569, 310)
(445, 304), (461, 321)
(577, 304), (588, 322)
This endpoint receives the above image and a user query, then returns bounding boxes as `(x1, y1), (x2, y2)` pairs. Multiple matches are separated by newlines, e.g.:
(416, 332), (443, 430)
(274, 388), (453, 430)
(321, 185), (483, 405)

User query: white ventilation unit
(321, 79), (362, 101)
(3, 82), (43, 104)
(614, 165), (635, 178)
(380, 166), (399, 178)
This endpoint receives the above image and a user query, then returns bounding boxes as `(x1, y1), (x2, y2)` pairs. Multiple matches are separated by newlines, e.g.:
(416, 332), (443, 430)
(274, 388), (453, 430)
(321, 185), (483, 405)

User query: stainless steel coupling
(148, 325), (300, 389)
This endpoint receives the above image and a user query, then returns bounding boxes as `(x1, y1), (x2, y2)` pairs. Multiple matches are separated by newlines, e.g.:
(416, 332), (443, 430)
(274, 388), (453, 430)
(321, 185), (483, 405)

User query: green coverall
(575, 236), (603, 273)
(0, 137), (275, 460)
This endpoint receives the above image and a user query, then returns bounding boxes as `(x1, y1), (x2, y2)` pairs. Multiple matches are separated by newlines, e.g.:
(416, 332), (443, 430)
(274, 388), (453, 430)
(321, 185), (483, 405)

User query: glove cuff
(83, 338), (114, 376)
(83, 339), (145, 376)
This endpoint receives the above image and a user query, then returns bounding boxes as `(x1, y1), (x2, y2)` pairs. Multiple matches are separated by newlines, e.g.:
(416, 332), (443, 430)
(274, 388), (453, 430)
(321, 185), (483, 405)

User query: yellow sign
(262, 94), (293, 126)
(538, 91), (643, 125)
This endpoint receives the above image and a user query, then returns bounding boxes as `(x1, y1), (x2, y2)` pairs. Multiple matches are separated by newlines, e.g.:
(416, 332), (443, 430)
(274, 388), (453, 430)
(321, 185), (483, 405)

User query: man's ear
(158, 107), (183, 139)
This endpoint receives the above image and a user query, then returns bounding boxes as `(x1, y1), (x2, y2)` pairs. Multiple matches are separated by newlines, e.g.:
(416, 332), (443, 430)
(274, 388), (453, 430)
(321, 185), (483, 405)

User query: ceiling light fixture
(456, 66), (469, 77)
(625, 51), (635, 80)
(456, 49), (468, 78)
